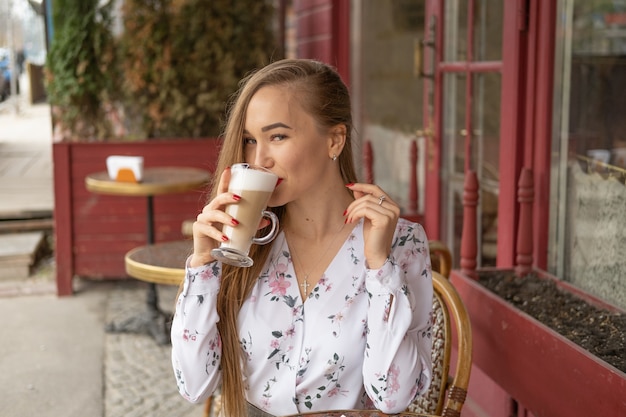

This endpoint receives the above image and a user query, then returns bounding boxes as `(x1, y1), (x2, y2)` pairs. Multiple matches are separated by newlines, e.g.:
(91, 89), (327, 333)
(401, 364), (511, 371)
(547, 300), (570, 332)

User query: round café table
(125, 239), (192, 286)
(121, 240), (192, 344)
(85, 167), (209, 344)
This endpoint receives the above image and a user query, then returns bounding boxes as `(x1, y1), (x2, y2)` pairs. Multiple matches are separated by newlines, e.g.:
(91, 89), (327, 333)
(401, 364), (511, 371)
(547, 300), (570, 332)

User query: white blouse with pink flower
(171, 218), (433, 415)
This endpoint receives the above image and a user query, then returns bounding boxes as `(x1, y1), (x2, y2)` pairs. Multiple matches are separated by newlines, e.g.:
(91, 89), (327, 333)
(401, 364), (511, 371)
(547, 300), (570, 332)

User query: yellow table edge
(125, 248), (185, 286)
(85, 174), (209, 196)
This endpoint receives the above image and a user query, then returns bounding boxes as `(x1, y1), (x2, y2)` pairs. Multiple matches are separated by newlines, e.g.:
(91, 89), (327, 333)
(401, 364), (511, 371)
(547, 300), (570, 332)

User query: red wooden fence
(53, 139), (220, 295)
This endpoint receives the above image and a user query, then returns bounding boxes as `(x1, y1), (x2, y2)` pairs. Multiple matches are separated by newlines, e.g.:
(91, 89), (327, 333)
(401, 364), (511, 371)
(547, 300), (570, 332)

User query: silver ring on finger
(378, 194), (386, 206)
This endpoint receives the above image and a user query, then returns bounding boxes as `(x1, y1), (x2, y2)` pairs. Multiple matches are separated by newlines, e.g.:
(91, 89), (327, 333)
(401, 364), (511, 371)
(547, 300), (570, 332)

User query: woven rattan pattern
(407, 292), (447, 415)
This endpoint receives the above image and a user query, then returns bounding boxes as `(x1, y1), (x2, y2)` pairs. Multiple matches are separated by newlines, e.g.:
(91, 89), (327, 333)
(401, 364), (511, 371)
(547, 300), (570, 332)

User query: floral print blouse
(171, 218), (433, 415)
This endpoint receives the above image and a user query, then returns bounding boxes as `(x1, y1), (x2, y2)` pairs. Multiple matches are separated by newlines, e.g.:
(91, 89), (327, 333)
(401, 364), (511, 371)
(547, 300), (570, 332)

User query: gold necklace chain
(287, 222), (346, 298)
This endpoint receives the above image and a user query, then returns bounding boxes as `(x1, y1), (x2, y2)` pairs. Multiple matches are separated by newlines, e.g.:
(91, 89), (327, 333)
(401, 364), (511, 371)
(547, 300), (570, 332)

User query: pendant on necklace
(300, 277), (311, 297)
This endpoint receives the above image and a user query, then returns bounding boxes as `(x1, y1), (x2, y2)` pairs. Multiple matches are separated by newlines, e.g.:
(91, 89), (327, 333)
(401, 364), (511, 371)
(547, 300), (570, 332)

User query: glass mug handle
(253, 210), (279, 245)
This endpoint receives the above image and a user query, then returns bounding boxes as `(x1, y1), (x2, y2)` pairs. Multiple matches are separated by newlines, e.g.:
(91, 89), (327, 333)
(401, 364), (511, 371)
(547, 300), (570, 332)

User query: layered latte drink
(212, 164), (279, 267)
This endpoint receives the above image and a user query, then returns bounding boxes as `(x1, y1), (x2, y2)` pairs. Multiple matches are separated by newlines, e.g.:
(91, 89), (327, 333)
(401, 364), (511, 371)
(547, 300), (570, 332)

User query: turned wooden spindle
(408, 140), (418, 213)
(363, 139), (421, 222)
(363, 140), (374, 184)
(515, 168), (534, 277)
(461, 170), (479, 278)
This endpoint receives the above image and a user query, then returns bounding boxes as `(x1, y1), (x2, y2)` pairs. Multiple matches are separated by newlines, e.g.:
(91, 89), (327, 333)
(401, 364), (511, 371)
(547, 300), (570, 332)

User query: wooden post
(363, 140), (374, 184)
(461, 170), (479, 278)
(515, 168), (534, 276)
(53, 143), (75, 296)
(408, 140), (418, 213)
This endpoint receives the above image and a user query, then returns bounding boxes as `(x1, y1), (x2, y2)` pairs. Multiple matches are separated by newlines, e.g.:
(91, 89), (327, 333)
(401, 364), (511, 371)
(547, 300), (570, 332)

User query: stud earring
(332, 154), (338, 161)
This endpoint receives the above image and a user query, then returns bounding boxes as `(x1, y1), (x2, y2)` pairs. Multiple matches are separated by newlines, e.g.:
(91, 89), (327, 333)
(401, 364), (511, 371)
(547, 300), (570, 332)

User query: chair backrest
(407, 270), (472, 417)
(428, 240), (452, 278)
(406, 241), (453, 413)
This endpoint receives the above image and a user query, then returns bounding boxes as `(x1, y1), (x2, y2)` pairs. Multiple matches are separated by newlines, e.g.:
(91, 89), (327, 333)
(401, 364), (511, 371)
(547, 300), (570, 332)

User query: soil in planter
(478, 271), (626, 374)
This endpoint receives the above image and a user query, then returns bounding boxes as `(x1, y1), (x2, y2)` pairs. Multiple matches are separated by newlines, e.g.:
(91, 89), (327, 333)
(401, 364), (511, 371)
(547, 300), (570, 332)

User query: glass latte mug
(210, 163), (279, 267)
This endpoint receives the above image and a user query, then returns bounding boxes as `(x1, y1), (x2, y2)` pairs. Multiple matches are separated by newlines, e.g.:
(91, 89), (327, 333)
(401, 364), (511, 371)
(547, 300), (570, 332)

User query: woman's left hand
(345, 183), (400, 269)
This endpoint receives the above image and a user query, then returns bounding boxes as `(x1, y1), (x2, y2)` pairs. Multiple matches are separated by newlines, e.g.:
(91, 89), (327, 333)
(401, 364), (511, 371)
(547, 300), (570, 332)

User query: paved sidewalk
(0, 98), (52, 143)
(0, 76), (205, 417)
(104, 281), (204, 417)
(0, 74), (54, 219)
(0, 279), (107, 417)
(0, 276), (205, 417)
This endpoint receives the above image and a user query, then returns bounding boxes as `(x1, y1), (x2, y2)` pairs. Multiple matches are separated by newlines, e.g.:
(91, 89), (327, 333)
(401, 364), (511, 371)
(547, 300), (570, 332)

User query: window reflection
(552, 0), (626, 310)
(355, 0), (426, 214)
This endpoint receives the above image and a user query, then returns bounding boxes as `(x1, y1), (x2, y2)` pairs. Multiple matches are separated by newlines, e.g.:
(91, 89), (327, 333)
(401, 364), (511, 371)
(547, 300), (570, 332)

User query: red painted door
(353, 0), (527, 270)
(423, 0), (526, 268)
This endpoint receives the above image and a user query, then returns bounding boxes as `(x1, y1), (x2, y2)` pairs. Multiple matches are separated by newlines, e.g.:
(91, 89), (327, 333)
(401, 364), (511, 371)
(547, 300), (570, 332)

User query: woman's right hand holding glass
(189, 167), (240, 267)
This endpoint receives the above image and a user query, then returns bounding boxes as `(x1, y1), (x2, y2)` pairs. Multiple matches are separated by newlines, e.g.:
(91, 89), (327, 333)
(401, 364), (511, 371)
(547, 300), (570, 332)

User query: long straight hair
(211, 59), (358, 416)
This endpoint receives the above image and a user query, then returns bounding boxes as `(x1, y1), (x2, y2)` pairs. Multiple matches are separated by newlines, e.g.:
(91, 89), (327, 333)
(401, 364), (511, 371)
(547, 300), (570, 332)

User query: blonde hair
(212, 59), (358, 416)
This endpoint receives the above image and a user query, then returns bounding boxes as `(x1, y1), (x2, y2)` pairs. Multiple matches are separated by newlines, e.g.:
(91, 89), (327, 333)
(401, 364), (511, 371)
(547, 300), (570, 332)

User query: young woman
(171, 59), (433, 417)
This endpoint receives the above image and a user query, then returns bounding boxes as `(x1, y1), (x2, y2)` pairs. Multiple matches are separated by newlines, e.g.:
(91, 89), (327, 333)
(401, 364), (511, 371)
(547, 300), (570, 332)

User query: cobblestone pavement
(104, 281), (205, 417)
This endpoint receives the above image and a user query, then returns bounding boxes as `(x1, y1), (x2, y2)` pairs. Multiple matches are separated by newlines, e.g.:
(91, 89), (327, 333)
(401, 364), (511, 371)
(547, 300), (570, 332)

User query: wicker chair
(407, 270), (472, 417)
(428, 240), (452, 278)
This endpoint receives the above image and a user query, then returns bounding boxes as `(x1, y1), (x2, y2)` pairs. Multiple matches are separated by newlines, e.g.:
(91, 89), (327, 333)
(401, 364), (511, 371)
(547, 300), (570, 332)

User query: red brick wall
(293, 0), (350, 84)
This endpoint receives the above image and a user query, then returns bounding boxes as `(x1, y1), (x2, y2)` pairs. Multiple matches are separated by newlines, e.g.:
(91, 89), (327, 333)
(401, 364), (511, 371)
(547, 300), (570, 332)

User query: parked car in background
(0, 48), (19, 102)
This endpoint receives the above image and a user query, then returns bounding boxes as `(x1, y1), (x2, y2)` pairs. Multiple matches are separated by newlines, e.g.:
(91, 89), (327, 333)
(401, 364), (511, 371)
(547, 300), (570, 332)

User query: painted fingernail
(231, 219), (239, 226)
(225, 166), (231, 170)
(221, 235), (229, 242)
(233, 194), (241, 201)
(342, 210), (347, 216)
(345, 183), (354, 187)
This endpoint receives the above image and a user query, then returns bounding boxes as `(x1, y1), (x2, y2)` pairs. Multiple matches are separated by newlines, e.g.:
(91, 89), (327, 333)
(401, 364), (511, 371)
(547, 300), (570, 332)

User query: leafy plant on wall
(46, 0), (118, 142)
(117, 0), (276, 139)
(46, 0), (276, 142)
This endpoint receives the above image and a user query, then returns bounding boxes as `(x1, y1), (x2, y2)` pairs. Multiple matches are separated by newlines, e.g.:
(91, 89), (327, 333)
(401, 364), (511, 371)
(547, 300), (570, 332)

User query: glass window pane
(444, 0), (468, 61)
(473, 0), (503, 61)
(551, 0), (626, 309)
(441, 71), (467, 266)
(355, 0), (426, 212)
(452, 183), (464, 268)
(473, 72), (501, 266)
(442, 72), (467, 175)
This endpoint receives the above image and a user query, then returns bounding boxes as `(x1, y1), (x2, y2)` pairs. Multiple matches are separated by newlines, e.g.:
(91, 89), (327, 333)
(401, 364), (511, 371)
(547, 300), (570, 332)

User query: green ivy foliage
(46, 0), (117, 141)
(46, 0), (276, 141)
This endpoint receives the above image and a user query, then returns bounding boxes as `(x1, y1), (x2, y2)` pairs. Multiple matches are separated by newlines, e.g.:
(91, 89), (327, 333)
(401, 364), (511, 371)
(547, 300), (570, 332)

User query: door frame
(422, 0), (554, 268)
